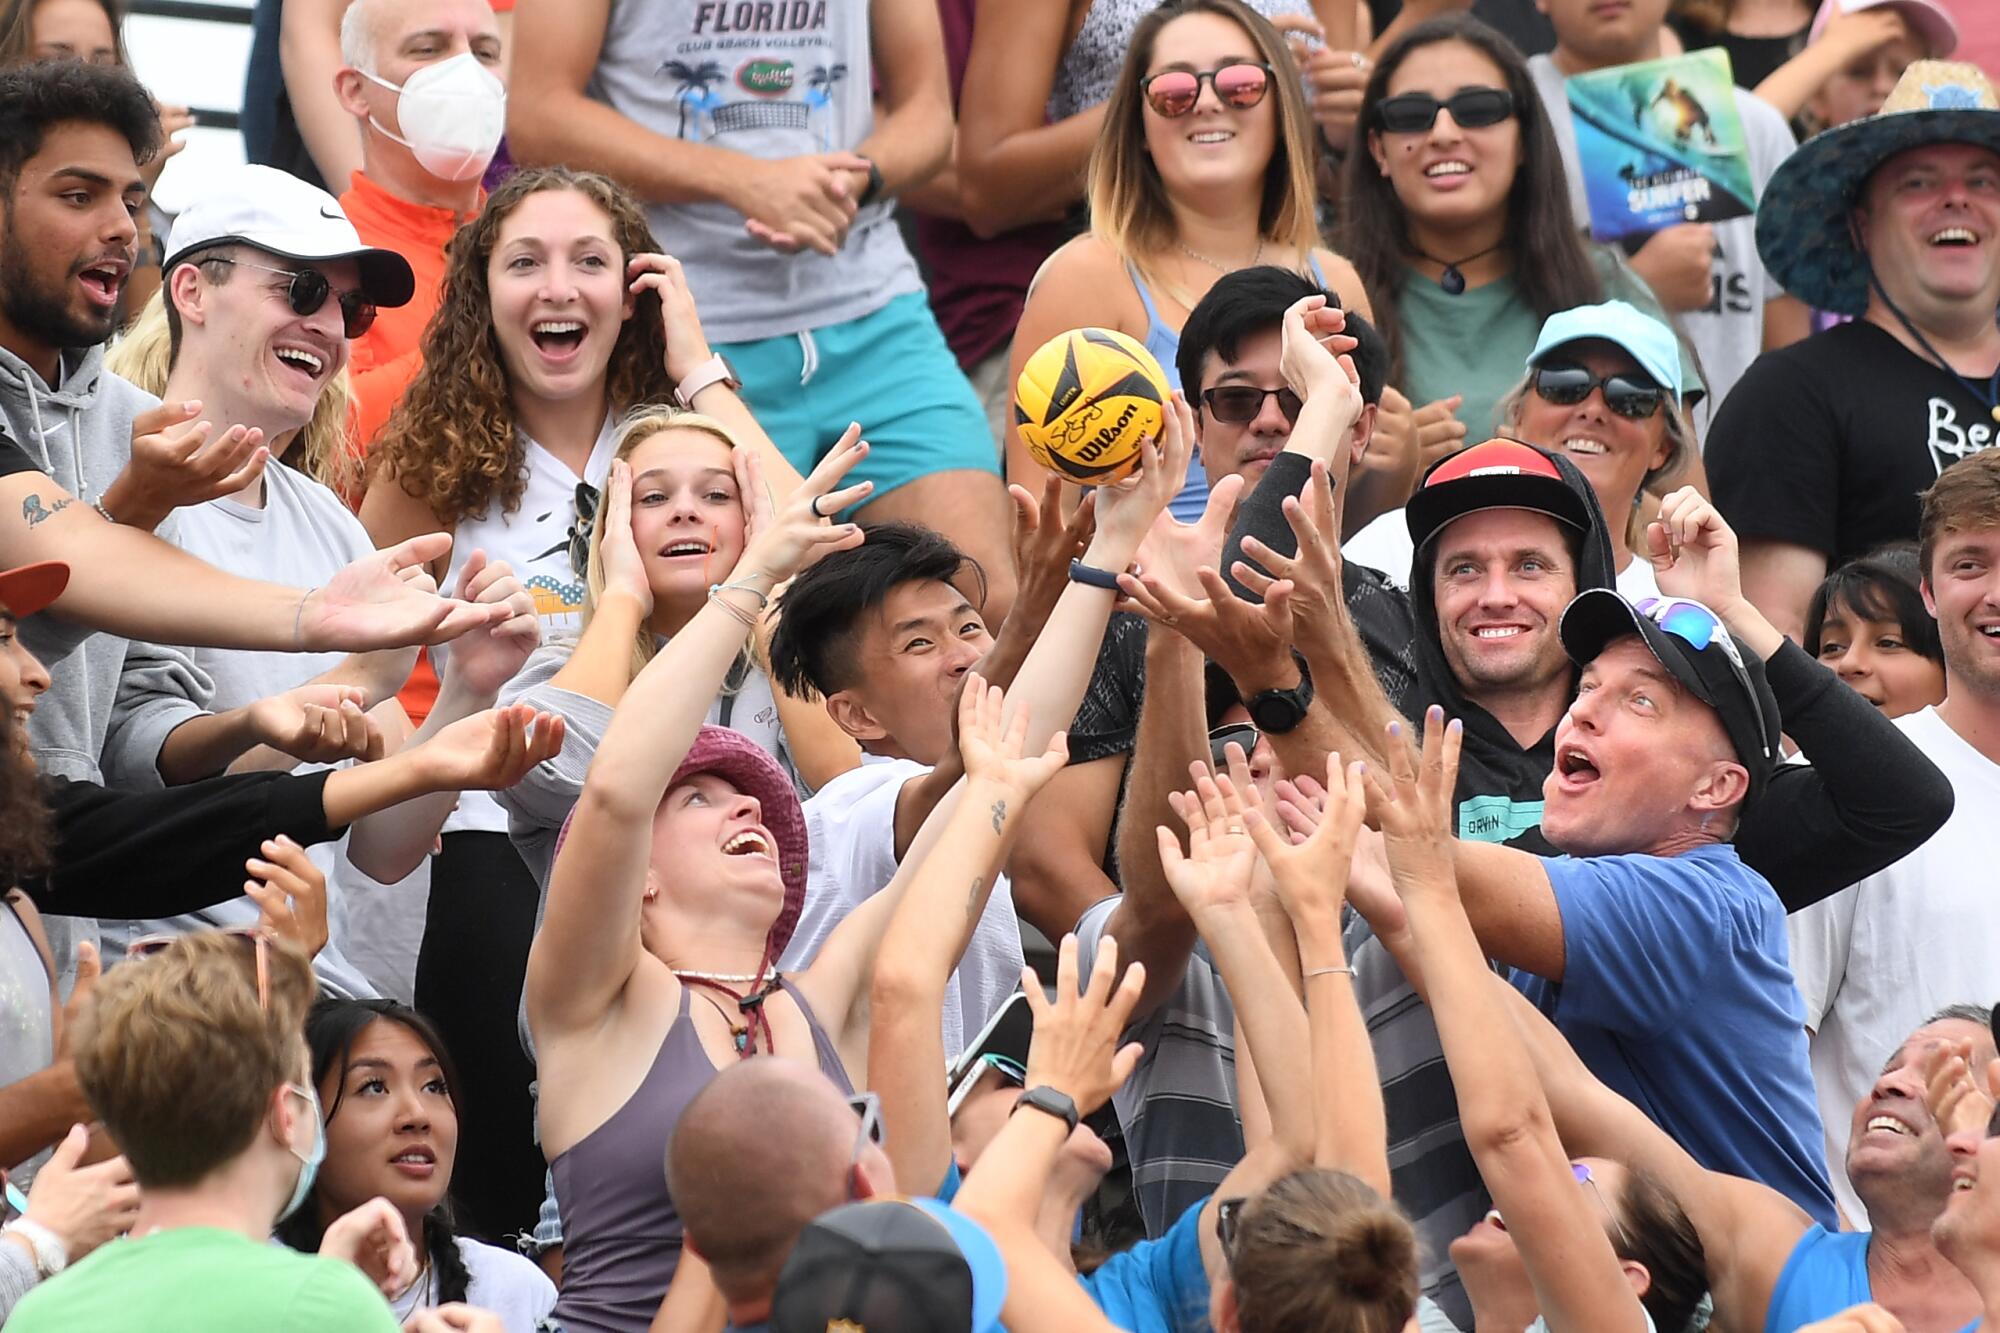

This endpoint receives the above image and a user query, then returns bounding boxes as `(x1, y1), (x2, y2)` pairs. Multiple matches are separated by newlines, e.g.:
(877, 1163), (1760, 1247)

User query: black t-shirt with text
(1707, 321), (1999, 566)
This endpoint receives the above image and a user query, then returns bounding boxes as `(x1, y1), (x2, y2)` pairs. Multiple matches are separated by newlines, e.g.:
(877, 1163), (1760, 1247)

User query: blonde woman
(1008, 0), (1371, 522)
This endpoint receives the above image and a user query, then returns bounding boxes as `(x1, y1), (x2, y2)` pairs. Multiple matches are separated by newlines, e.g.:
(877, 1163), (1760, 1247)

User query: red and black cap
(1405, 440), (1593, 553)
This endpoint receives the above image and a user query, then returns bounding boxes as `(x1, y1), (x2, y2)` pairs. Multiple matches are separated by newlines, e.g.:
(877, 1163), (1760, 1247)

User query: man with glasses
(667, 1061), (902, 1333)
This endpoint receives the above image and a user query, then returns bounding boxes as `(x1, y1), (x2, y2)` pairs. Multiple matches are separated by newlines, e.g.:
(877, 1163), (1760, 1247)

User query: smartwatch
(1246, 655), (1315, 735)
(857, 157), (886, 208)
(673, 354), (742, 409)
(1012, 1085), (1081, 1134)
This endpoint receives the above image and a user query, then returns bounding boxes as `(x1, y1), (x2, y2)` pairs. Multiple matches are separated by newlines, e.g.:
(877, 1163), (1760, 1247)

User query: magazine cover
(1565, 48), (1757, 242)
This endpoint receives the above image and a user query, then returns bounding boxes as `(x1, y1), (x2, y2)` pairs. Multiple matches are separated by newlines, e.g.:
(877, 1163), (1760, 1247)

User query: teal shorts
(718, 291), (1001, 517)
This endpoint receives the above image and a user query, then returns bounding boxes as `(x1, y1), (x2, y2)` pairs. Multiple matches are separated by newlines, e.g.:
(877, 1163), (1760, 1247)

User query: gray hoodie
(0, 341), (212, 787)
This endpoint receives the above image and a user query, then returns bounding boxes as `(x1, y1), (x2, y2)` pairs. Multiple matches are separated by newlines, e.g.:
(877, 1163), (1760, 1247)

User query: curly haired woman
(359, 164), (802, 1242)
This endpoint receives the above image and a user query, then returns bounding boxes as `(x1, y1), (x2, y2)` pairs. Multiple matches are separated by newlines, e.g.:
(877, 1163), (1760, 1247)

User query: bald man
(667, 1062), (900, 1333)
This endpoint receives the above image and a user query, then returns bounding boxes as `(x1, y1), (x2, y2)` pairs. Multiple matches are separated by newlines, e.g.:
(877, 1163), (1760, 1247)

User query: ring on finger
(809, 494), (829, 519)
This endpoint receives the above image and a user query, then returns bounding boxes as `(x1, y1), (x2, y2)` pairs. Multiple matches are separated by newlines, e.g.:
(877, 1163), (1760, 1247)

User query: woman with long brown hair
(360, 164), (800, 1243)
(1338, 14), (1696, 463)
(1007, 0), (1373, 523)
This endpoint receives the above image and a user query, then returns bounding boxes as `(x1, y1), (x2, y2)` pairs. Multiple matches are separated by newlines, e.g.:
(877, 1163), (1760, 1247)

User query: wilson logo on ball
(1014, 327), (1170, 486)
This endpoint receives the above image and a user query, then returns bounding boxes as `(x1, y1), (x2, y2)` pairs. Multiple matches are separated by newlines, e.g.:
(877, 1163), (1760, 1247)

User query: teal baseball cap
(1527, 300), (1686, 402)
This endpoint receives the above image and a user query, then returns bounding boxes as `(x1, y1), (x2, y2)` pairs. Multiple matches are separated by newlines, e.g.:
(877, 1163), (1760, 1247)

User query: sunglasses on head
(947, 1053), (1029, 1119)
(129, 927), (270, 1010)
(1207, 721), (1261, 770)
(1572, 1161), (1633, 1252)
(1631, 596), (1775, 763)
(205, 256), (377, 338)
(847, 1090), (886, 1158)
(1142, 62), (1273, 118)
(1374, 86), (1515, 134)
(1200, 384), (1303, 426)
(1215, 1196), (1248, 1267)
(1532, 364), (1666, 420)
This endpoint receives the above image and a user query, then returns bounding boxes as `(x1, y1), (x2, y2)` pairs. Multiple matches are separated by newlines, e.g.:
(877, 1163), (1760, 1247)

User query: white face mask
(364, 51), (506, 183)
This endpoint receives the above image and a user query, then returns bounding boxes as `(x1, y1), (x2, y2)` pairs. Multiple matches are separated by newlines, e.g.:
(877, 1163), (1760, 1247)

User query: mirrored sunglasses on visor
(1142, 62), (1273, 117)
(1631, 597), (1775, 763)
(1532, 364), (1666, 420)
(204, 257), (378, 338)
(1373, 86), (1515, 134)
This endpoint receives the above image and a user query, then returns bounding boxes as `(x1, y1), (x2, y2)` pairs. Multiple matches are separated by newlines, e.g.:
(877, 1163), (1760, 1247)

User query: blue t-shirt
(1510, 844), (1836, 1227)
(1764, 1225), (1871, 1333)
(1079, 1193), (1212, 1333)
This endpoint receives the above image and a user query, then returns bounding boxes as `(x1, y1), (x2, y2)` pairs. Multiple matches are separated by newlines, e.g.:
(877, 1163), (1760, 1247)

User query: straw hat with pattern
(1756, 60), (2000, 315)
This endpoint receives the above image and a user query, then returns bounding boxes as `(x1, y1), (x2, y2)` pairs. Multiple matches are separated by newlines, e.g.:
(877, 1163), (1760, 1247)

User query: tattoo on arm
(966, 875), (986, 924)
(22, 495), (72, 527)
(990, 799), (1006, 835)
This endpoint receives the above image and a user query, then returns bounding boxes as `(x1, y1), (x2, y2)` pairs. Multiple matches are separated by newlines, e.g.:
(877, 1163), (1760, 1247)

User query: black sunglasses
(1142, 62), (1273, 118)
(207, 256), (377, 338)
(1215, 1196), (1248, 1267)
(1200, 385), (1303, 426)
(1374, 86), (1516, 134)
(1531, 364), (1666, 420)
(1208, 722), (1260, 770)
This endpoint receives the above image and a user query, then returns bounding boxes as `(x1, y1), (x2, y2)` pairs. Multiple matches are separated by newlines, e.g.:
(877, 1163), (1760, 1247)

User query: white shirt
(788, 755), (1024, 1058)
(437, 418), (618, 835)
(1789, 706), (2000, 1225)
(1342, 506), (1662, 602)
(388, 1237), (555, 1333)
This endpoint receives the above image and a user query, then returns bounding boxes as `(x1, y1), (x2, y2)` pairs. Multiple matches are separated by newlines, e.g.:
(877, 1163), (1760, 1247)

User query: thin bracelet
(91, 499), (115, 524)
(292, 587), (318, 650)
(707, 578), (772, 609)
(707, 585), (759, 630)
(1304, 965), (1355, 979)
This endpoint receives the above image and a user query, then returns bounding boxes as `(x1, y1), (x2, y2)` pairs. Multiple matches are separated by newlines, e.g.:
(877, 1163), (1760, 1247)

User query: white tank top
(437, 414), (618, 835)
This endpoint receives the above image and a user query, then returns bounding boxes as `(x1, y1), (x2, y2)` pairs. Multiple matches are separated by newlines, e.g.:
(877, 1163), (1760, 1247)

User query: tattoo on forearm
(967, 875), (985, 924)
(21, 495), (72, 527)
(990, 799), (1006, 835)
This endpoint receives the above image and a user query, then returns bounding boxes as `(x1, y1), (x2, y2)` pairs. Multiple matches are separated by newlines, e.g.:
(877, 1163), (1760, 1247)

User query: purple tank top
(548, 977), (851, 1333)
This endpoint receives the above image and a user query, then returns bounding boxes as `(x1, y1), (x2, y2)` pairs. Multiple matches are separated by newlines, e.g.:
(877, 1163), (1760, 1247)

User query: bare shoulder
(1025, 235), (1148, 333)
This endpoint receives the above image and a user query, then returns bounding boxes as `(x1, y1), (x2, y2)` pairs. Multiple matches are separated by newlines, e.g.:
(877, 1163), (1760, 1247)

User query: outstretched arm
(527, 437), (873, 1037)
(1376, 710), (1645, 1333)
(865, 677), (1068, 1193)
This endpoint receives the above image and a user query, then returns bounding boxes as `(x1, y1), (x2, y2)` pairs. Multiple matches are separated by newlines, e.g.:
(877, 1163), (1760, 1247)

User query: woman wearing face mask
(277, 998), (556, 1333)
(361, 164), (800, 1245)
(1340, 15), (1698, 458)
(3, 930), (418, 1333)
(1009, 0), (1373, 523)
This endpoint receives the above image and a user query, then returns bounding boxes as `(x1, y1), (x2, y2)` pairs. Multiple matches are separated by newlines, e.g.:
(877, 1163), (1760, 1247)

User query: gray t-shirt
(1528, 53), (1797, 435)
(584, 0), (923, 343)
(1074, 898), (1483, 1326)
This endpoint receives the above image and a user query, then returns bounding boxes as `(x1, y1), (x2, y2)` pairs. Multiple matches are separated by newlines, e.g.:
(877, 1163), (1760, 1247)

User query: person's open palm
(1244, 746), (1366, 929)
(303, 535), (503, 651)
(417, 704), (565, 791)
(595, 459), (654, 615)
(956, 672), (1069, 804)
(1364, 706), (1464, 900)
(1021, 933), (1147, 1117)
(738, 425), (872, 580)
(1155, 763), (1261, 917)
(244, 835), (329, 959)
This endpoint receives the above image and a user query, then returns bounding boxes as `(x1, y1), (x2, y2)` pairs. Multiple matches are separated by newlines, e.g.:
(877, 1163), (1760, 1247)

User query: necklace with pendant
(1407, 240), (1507, 295)
(1179, 238), (1266, 274)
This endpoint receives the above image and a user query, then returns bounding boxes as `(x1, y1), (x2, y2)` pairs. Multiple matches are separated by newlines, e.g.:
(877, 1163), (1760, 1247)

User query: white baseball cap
(163, 164), (416, 308)
(1809, 0), (1958, 60)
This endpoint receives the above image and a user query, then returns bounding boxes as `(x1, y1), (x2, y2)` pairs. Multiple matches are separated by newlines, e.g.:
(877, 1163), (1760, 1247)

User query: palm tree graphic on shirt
(803, 62), (848, 149)
(663, 59), (726, 140)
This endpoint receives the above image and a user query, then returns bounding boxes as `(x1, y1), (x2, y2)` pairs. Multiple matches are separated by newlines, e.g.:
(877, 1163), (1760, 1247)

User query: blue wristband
(1068, 559), (1125, 591)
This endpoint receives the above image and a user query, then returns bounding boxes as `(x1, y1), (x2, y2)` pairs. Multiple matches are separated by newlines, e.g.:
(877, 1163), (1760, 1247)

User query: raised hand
(1125, 470), (1241, 605)
(320, 1196), (418, 1299)
(1120, 559), (1297, 696)
(1919, 1039), (1999, 1141)
(1363, 706), (1463, 900)
(14, 1125), (138, 1262)
(1021, 933), (1147, 1117)
(247, 684), (384, 765)
(1236, 460), (1349, 658)
(413, 704), (566, 792)
(1091, 392), (1197, 561)
(1154, 761), (1262, 918)
(54, 940), (100, 1062)
(1278, 295), (1362, 434)
(595, 458), (654, 616)
(734, 425), (871, 583)
(439, 552), (541, 698)
(1410, 395), (1469, 472)
(102, 399), (269, 530)
(1243, 747), (1366, 932)
(956, 672), (1070, 805)
(244, 835), (329, 960)
(626, 252), (716, 383)
(1647, 486), (1745, 613)
(301, 534), (508, 652)
(1009, 475), (1096, 631)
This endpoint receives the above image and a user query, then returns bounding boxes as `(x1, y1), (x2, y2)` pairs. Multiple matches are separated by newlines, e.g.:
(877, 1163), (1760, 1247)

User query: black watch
(857, 157), (886, 207)
(1012, 1085), (1080, 1134)
(1245, 655), (1314, 735)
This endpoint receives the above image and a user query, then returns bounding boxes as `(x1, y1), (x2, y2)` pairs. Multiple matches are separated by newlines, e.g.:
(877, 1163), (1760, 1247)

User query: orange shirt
(340, 171), (482, 724)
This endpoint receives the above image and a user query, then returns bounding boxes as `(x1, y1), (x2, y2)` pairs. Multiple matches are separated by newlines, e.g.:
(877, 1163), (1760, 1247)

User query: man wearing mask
(330, 0), (507, 449)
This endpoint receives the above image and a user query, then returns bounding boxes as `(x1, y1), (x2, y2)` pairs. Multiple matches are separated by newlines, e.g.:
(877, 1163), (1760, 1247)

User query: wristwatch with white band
(673, 354), (742, 410)
(3, 1218), (68, 1278)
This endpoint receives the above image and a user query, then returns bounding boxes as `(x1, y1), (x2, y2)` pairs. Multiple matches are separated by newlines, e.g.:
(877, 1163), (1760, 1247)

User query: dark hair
(767, 522), (986, 701)
(1230, 1169), (1418, 1333)
(0, 0), (130, 70)
(1613, 1165), (1707, 1333)
(0, 706), (49, 885)
(1336, 15), (1602, 383)
(0, 58), (157, 192)
(275, 998), (471, 1306)
(1803, 542), (1943, 666)
(1176, 265), (1390, 408)
(1919, 449), (2000, 583)
(1924, 1002), (1994, 1029)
